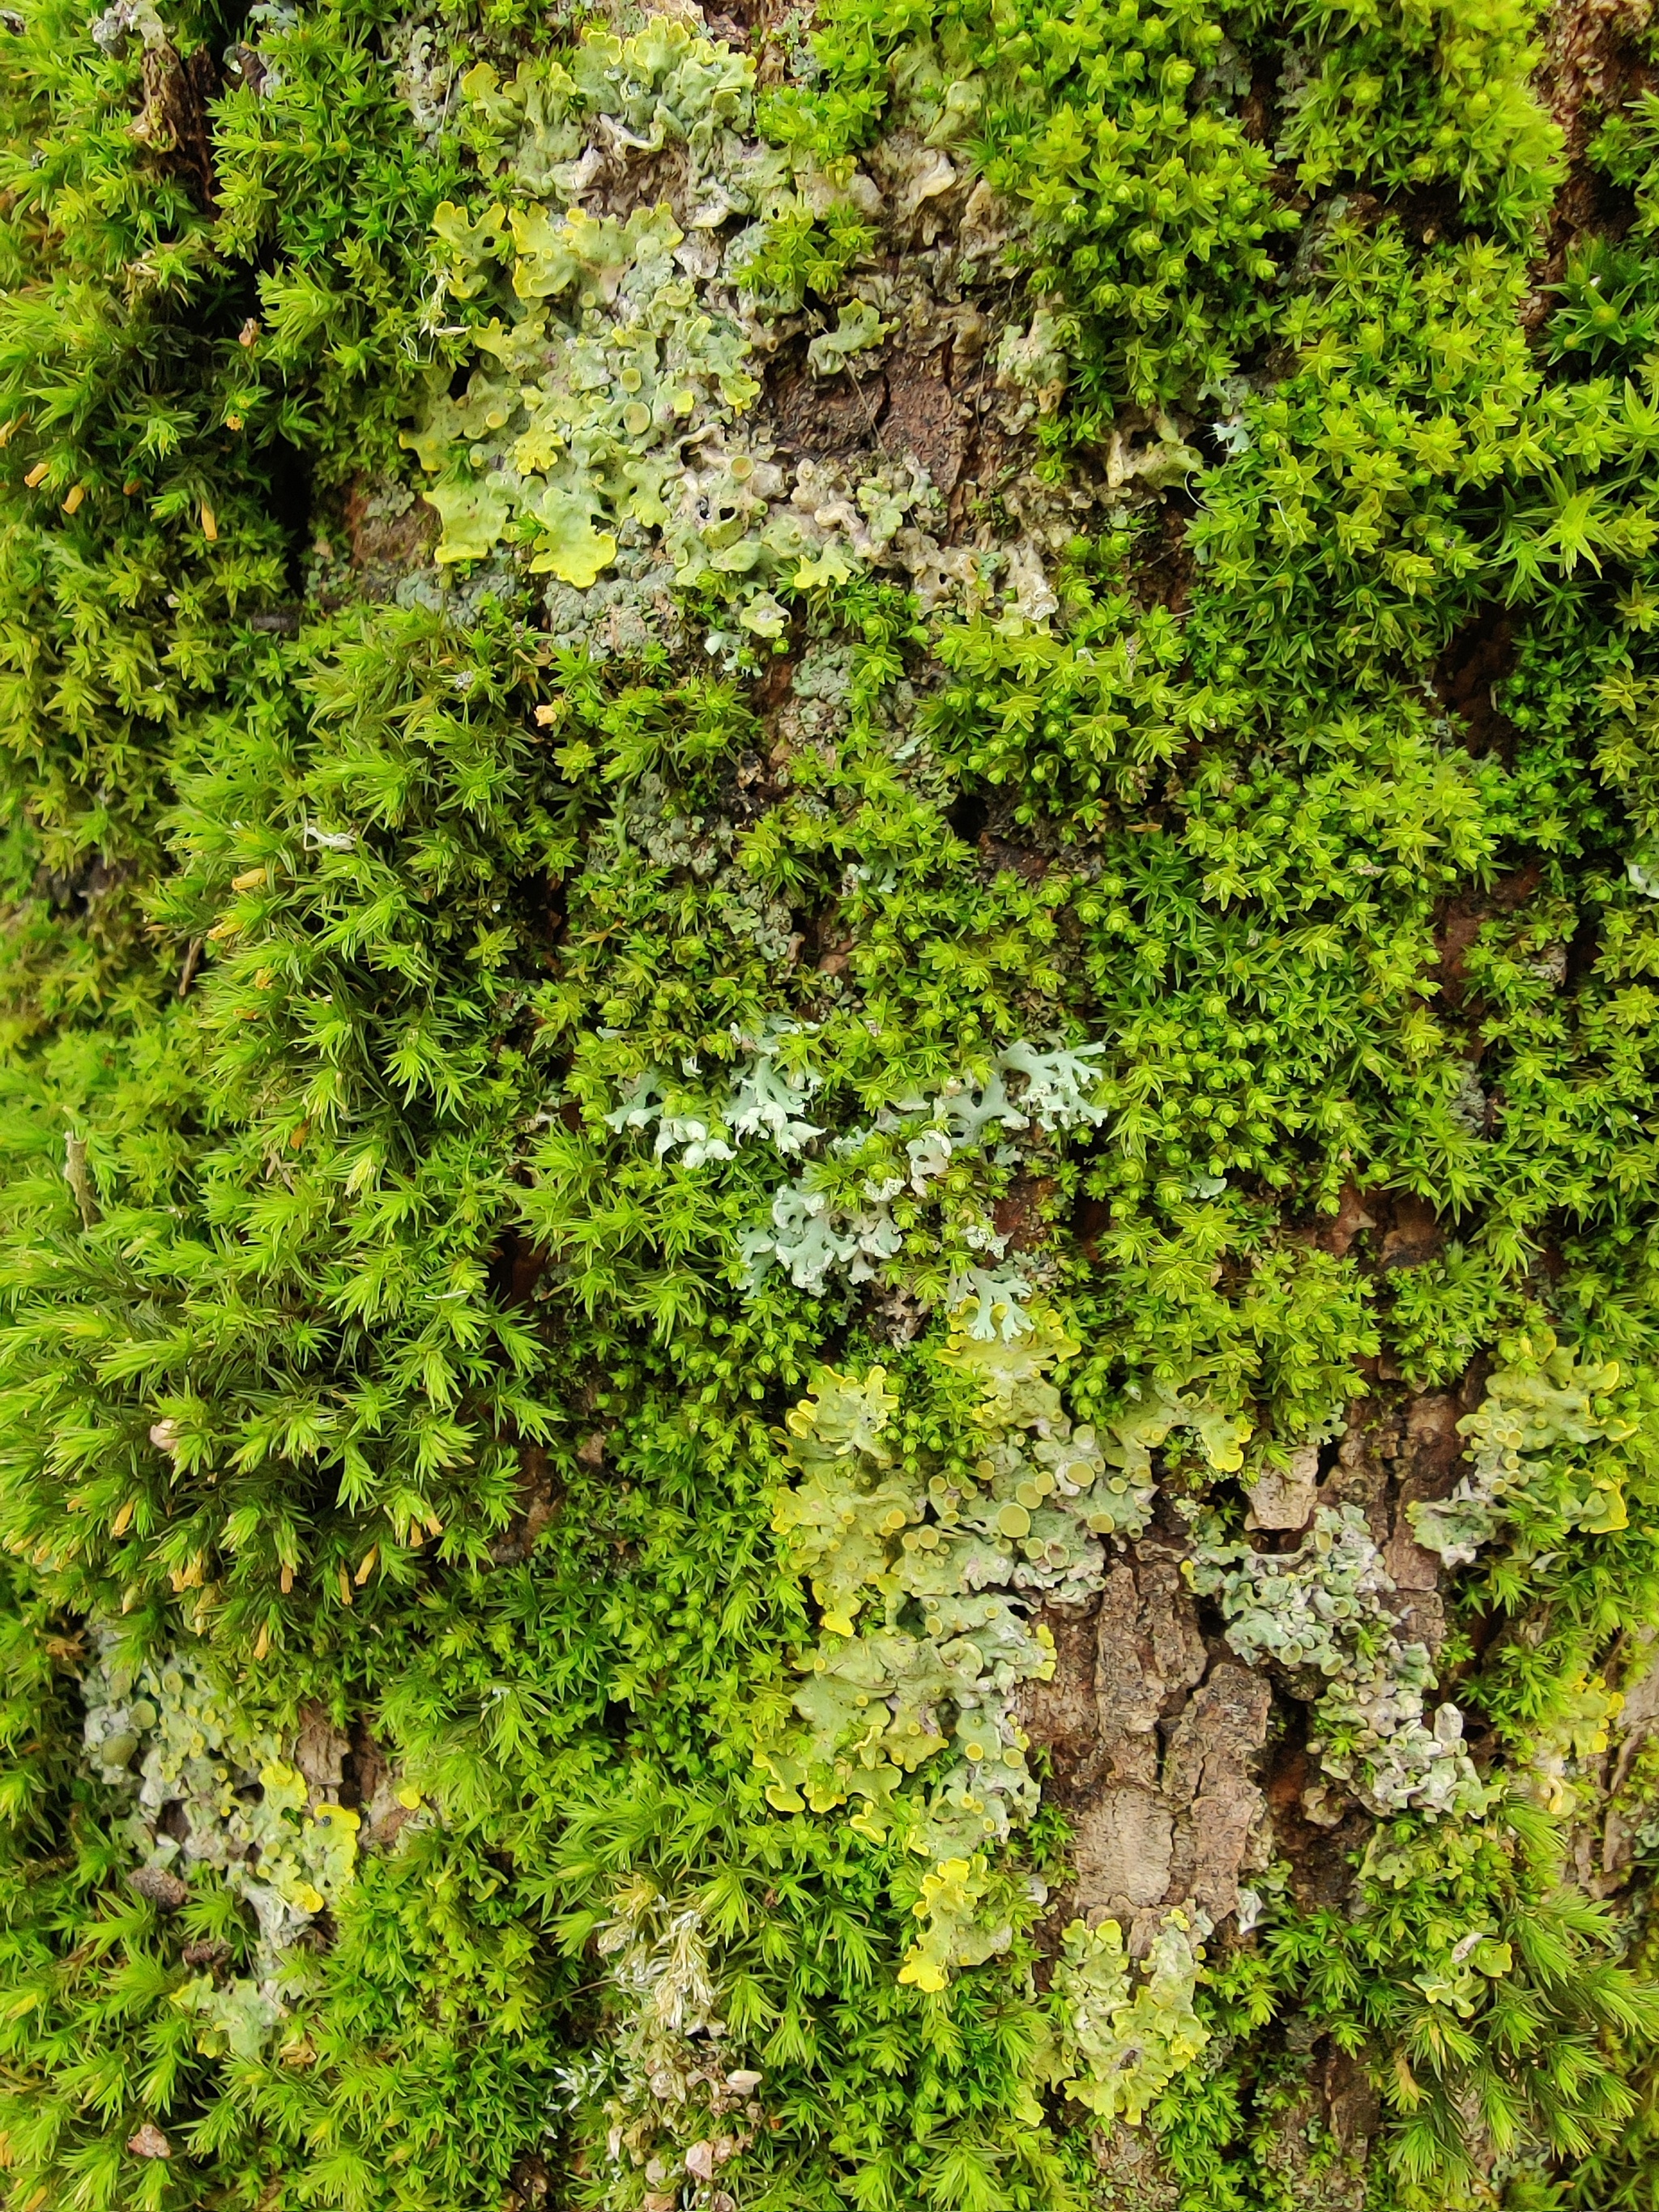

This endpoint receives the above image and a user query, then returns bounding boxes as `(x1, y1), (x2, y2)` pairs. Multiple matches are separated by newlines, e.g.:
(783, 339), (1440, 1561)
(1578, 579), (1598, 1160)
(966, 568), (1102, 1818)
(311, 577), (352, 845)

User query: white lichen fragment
(592, 1881), (767, 2200)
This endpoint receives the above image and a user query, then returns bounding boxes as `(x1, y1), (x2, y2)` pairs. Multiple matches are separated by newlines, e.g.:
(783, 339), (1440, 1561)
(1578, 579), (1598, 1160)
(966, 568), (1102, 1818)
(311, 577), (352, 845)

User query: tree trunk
(2, 0), (1658, 2204)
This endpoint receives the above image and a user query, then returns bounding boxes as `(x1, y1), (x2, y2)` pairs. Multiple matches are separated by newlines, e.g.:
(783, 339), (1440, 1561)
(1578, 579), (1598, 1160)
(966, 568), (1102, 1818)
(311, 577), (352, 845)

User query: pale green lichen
(1410, 1336), (1632, 1567)
(898, 1852), (1009, 1993)
(806, 297), (893, 377)
(1190, 1507), (1490, 1819)
(409, 194), (749, 583)
(399, 16), (1079, 658)
(1516, 1670), (1624, 1819)
(1038, 1911), (1211, 2126)
(1190, 1502), (1391, 1676)
(757, 1323), (1081, 1987)
(605, 1031), (1110, 1324)
(738, 1039), (1109, 1312)
(460, 29), (765, 212)
(758, 1317), (1251, 1990)
(876, 36), (988, 154)
(1093, 1370), (1253, 1482)
(993, 308), (1069, 420)
(401, 19), (955, 641)
(1315, 1642), (1491, 1821)
(83, 1647), (366, 2056)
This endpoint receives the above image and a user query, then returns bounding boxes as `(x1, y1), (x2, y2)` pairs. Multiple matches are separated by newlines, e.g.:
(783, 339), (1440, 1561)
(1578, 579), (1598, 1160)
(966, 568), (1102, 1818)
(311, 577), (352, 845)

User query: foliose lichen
(758, 1313), (1254, 1988)
(1038, 1909), (1211, 2126)
(604, 1027), (1110, 1326)
(1189, 1506), (1490, 1819)
(400, 19), (994, 654)
(1410, 1338), (1634, 1568)
(83, 1645), (370, 2055)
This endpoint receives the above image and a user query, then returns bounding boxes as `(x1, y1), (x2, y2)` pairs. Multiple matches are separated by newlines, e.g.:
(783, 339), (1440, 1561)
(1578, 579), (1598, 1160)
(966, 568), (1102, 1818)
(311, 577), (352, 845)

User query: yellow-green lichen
(1411, 1334), (1636, 1566)
(399, 15), (1062, 654)
(402, 19), (949, 637)
(1038, 1911), (1211, 2126)
(757, 1314), (1222, 1989)
(83, 1646), (364, 2056)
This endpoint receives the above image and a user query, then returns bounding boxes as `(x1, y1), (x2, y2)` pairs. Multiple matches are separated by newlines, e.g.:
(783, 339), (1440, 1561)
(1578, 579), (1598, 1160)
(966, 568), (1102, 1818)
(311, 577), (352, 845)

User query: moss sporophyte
(10, 0), (1659, 2203)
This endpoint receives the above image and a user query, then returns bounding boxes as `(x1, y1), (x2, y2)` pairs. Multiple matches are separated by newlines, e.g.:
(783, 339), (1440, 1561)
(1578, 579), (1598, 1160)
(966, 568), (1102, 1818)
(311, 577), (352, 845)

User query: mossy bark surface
(5, 0), (1659, 2204)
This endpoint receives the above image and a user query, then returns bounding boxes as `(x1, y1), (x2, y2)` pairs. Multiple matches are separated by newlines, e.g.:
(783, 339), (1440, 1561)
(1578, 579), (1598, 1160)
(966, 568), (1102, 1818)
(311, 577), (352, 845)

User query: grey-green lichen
(83, 1647), (373, 2056)
(1411, 1339), (1633, 1567)
(604, 1015), (825, 1167)
(603, 777), (800, 959)
(1189, 1507), (1490, 1819)
(1036, 1910), (1210, 2127)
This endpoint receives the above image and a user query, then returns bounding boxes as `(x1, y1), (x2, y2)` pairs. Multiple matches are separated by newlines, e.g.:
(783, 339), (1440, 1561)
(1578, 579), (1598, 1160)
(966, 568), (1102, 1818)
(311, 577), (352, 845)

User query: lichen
(1041, 1910), (1211, 2126)
(1410, 1337), (1634, 1568)
(1190, 1507), (1490, 1820)
(399, 19), (989, 652)
(757, 1318), (1093, 1985)
(82, 1645), (374, 2056)
(605, 1030), (1107, 1319)
(758, 1314), (1254, 1989)
(589, 1880), (767, 2207)
(738, 1043), (1109, 1315)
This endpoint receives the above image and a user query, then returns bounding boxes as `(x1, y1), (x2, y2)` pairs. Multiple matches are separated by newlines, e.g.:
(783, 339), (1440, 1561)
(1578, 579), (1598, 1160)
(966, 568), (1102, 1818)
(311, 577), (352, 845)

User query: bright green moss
(1255, 0), (1562, 229)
